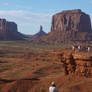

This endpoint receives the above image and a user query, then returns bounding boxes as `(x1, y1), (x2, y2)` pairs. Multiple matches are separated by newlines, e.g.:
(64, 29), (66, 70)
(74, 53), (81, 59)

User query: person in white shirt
(87, 47), (90, 52)
(78, 45), (81, 52)
(72, 45), (75, 52)
(49, 82), (58, 92)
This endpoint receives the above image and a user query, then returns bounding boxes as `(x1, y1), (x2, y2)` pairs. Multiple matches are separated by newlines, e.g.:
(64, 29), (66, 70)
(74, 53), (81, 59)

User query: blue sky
(0, 0), (92, 34)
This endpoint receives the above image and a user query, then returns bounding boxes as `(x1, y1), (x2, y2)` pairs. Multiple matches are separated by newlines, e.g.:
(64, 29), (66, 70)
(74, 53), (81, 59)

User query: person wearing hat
(49, 82), (58, 92)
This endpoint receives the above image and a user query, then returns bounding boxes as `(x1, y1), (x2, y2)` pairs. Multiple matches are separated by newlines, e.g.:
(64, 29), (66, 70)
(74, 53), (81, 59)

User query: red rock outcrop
(31, 25), (46, 40)
(59, 52), (92, 77)
(39, 9), (92, 43)
(51, 9), (91, 33)
(0, 19), (24, 40)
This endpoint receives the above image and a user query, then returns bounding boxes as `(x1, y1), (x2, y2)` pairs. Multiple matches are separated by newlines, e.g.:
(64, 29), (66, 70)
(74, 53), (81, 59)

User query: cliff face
(59, 52), (92, 77)
(39, 9), (92, 43)
(0, 19), (24, 40)
(51, 9), (91, 33)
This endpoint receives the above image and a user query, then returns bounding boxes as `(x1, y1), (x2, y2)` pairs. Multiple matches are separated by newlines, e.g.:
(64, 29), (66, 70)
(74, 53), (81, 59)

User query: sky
(0, 0), (92, 35)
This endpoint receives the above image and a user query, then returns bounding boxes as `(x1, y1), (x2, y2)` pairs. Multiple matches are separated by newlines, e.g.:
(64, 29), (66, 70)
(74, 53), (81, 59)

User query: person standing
(72, 45), (75, 52)
(49, 82), (58, 92)
(78, 45), (81, 52)
(87, 47), (90, 52)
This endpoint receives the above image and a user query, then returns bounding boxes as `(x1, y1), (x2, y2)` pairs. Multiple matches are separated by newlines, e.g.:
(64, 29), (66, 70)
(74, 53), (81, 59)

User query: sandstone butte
(38, 9), (92, 43)
(0, 19), (46, 40)
(0, 9), (92, 42)
(0, 19), (24, 40)
(30, 25), (46, 40)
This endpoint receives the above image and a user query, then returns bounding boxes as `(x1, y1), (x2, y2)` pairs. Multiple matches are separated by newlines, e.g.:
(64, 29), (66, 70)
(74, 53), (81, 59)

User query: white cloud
(0, 10), (52, 34)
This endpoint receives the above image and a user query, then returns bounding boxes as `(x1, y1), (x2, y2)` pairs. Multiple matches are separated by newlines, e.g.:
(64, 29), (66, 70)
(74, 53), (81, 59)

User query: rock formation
(59, 52), (92, 77)
(0, 19), (24, 40)
(29, 25), (46, 40)
(51, 9), (91, 32)
(39, 9), (92, 43)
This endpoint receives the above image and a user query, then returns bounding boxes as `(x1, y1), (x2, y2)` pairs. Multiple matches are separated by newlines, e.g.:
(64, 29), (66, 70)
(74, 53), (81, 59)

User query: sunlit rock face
(51, 9), (91, 33)
(60, 52), (92, 77)
(39, 9), (92, 43)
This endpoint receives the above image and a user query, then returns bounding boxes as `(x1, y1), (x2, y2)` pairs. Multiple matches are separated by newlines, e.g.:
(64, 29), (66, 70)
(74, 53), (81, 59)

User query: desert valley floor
(0, 41), (92, 92)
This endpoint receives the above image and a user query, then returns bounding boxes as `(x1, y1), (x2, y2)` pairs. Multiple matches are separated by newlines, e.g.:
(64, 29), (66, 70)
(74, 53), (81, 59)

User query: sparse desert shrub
(34, 89), (38, 92)
(41, 88), (45, 92)
(34, 70), (41, 75)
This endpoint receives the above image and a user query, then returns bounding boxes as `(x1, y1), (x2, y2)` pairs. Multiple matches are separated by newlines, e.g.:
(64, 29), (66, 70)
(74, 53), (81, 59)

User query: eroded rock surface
(60, 52), (92, 77)
(39, 9), (92, 43)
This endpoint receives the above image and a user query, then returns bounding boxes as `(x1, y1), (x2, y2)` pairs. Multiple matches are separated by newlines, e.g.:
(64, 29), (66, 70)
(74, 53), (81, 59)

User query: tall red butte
(40, 9), (92, 43)
(0, 19), (24, 40)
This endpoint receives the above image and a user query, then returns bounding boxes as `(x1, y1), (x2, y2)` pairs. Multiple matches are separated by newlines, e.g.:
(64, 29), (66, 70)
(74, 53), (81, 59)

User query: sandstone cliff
(51, 9), (91, 33)
(39, 9), (92, 43)
(59, 52), (92, 77)
(0, 19), (24, 40)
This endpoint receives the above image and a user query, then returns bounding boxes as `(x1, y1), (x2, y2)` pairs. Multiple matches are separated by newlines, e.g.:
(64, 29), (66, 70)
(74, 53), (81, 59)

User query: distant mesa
(0, 19), (24, 40)
(0, 9), (92, 42)
(38, 9), (92, 43)
(0, 19), (46, 41)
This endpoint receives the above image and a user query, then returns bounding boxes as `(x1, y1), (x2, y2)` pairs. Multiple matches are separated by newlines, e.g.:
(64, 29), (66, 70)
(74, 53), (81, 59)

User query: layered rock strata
(60, 53), (92, 77)
(39, 9), (92, 43)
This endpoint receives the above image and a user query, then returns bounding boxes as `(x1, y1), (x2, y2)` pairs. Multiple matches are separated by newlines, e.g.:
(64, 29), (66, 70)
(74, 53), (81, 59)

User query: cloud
(0, 10), (52, 34)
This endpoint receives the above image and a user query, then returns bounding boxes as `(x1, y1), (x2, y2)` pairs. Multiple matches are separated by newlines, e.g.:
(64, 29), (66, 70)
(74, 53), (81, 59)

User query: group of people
(49, 46), (91, 92)
(72, 45), (91, 52)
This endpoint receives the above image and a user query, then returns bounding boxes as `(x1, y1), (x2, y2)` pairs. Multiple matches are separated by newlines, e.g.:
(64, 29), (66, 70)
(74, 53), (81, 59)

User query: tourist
(49, 82), (58, 92)
(87, 47), (90, 52)
(78, 45), (81, 52)
(72, 45), (75, 52)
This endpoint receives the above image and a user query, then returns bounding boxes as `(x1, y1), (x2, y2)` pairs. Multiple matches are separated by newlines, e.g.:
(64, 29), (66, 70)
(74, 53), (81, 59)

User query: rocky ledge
(59, 52), (92, 77)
